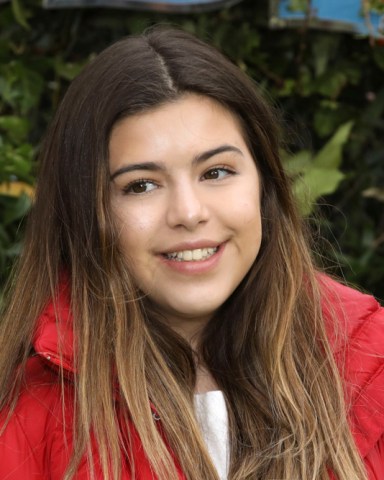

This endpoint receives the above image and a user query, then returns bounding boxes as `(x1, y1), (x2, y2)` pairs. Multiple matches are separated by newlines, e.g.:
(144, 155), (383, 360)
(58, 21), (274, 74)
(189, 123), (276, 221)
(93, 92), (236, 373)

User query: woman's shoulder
(319, 275), (384, 461)
(319, 274), (383, 331)
(318, 275), (384, 391)
(0, 356), (74, 479)
(318, 275), (383, 357)
(1, 355), (68, 424)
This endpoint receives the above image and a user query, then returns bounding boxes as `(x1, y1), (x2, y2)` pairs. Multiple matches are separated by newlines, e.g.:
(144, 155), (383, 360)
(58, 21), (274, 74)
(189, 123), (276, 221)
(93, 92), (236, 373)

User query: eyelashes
(201, 166), (235, 180)
(121, 166), (236, 196)
(122, 179), (158, 195)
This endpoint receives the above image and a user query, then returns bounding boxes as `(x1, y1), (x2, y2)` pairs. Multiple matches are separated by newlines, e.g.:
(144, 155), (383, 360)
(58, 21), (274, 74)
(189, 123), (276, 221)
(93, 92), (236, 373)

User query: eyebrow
(110, 144), (243, 181)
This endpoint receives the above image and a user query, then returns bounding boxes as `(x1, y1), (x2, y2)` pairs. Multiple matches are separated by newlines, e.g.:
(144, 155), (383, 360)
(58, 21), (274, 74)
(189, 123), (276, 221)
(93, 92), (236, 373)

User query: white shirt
(194, 390), (229, 480)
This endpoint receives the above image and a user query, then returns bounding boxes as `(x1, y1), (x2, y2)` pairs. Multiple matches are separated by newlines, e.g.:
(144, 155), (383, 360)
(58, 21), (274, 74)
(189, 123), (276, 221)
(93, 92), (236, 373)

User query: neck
(144, 300), (218, 392)
(155, 310), (212, 350)
(195, 363), (219, 394)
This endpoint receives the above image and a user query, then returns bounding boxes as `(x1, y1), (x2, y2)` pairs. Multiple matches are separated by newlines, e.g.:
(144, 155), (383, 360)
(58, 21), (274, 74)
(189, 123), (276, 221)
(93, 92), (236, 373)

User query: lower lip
(159, 243), (226, 275)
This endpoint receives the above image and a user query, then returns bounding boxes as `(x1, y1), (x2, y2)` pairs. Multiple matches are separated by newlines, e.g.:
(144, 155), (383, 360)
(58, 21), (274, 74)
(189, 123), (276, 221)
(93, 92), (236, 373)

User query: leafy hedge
(0, 0), (383, 298)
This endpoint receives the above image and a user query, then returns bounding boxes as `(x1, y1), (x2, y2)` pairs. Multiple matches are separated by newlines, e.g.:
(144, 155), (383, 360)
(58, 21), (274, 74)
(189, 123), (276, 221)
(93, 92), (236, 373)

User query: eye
(123, 179), (158, 195)
(202, 167), (234, 181)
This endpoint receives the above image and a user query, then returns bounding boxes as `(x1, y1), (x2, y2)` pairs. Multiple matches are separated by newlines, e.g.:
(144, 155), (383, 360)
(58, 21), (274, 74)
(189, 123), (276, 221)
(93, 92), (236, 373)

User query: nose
(166, 182), (209, 230)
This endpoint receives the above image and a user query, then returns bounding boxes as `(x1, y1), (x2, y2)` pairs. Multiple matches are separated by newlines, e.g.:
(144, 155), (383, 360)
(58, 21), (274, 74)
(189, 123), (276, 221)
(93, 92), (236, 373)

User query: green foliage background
(0, 0), (383, 298)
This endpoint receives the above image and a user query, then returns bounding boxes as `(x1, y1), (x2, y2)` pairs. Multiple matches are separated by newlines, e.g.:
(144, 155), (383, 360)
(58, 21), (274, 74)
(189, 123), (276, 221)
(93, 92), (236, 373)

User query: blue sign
(43, 0), (243, 12)
(270, 0), (384, 38)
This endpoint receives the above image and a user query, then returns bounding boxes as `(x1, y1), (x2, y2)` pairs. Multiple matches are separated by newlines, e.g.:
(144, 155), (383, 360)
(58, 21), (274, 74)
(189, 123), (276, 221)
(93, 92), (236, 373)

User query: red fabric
(319, 276), (384, 470)
(1, 276), (383, 479)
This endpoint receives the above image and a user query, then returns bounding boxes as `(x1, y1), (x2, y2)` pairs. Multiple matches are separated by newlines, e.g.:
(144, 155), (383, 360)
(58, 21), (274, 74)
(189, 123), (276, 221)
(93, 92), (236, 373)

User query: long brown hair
(0, 27), (366, 479)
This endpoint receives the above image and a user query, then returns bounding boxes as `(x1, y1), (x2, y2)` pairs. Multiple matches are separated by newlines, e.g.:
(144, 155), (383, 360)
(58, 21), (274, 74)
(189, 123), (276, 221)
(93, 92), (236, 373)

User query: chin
(176, 301), (227, 323)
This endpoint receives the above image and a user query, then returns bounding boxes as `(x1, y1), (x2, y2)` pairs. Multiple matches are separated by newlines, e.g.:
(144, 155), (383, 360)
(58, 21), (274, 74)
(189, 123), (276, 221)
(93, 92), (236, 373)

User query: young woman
(0, 27), (383, 480)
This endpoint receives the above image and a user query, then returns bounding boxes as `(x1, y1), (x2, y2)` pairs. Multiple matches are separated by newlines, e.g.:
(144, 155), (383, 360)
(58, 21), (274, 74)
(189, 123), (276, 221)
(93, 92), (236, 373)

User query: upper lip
(159, 240), (223, 255)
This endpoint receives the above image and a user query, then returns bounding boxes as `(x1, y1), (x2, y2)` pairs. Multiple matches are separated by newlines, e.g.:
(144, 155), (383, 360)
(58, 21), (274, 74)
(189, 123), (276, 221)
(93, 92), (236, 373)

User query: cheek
(241, 199), (261, 225)
(232, 188), (262, 230)
(233, 194), (263, 257)
(112, 203), (158, 251)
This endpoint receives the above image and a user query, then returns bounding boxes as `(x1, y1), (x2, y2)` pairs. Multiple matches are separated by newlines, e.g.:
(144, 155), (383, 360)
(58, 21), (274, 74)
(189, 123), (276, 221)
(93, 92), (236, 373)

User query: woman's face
(109, 94), (262, 337)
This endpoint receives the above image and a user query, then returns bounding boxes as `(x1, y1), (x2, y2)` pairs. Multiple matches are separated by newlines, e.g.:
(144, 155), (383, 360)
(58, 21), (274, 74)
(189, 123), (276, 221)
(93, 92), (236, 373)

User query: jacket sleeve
(0, 357), (74, 479)
(364, 434), (384, 480)
(319, 276), (384, 479)
(0, 412), (45, 480)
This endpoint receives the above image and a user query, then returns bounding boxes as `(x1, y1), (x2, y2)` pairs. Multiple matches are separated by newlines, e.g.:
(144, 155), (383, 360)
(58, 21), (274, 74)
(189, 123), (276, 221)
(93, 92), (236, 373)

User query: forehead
(109, 94), (248, 167)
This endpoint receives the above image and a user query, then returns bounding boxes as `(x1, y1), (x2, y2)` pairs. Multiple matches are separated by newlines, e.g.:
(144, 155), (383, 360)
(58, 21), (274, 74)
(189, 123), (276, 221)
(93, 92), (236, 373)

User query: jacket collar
(32, 279), (75, 373)
(32, 279), (161, 419)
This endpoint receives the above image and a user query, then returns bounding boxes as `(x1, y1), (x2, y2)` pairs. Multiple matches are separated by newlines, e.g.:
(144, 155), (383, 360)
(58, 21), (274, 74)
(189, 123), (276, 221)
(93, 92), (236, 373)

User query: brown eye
(131, 181), (148, 193)
(202, 167), (234, 181)
(124, 180), (158, 195)
(204, 169), (220, 180)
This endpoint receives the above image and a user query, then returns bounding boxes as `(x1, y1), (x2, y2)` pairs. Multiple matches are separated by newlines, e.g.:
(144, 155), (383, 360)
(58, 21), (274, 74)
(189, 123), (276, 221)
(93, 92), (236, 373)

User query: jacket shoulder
(320, 276), (384, 460)
(319, 275), (383, 345)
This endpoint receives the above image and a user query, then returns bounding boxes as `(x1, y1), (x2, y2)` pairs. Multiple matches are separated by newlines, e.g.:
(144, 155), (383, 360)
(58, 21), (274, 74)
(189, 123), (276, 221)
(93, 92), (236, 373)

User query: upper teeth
(165, 247), (218, 261)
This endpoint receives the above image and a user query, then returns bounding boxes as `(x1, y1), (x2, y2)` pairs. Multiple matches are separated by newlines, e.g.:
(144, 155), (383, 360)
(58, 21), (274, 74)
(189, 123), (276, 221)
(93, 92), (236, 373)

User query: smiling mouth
(163, 247), (219, 262)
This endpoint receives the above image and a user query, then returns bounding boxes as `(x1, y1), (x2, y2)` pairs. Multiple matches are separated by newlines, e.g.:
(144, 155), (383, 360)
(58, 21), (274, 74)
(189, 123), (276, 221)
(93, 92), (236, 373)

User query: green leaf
(11, 0), (31, 30)
(283, 150), (312, 175)
(314, 70), (347, 98)
(297, 67), (314, 96)
(313, 100), (354, 138)
(311, 35), (340, 77)
(278, 78), (296, 97)
(284, 122), (353, 214)
(312, 121), (354, 169)
(4, 241), (23, 258)
(1, 193), (31, 226)
(294, 168), (345, 215)
(0, 62), (44, 114)
(368, 0), (384, 14)
(0, 116), (29, 144)
(287, 0), (308, 13)
(0, 143), (35, 183)
(54, 58), (89, 82)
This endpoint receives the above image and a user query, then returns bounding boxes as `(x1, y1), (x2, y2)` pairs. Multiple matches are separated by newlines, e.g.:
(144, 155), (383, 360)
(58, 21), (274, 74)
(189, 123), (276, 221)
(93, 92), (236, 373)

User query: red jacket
(1, 277), (383, 479)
